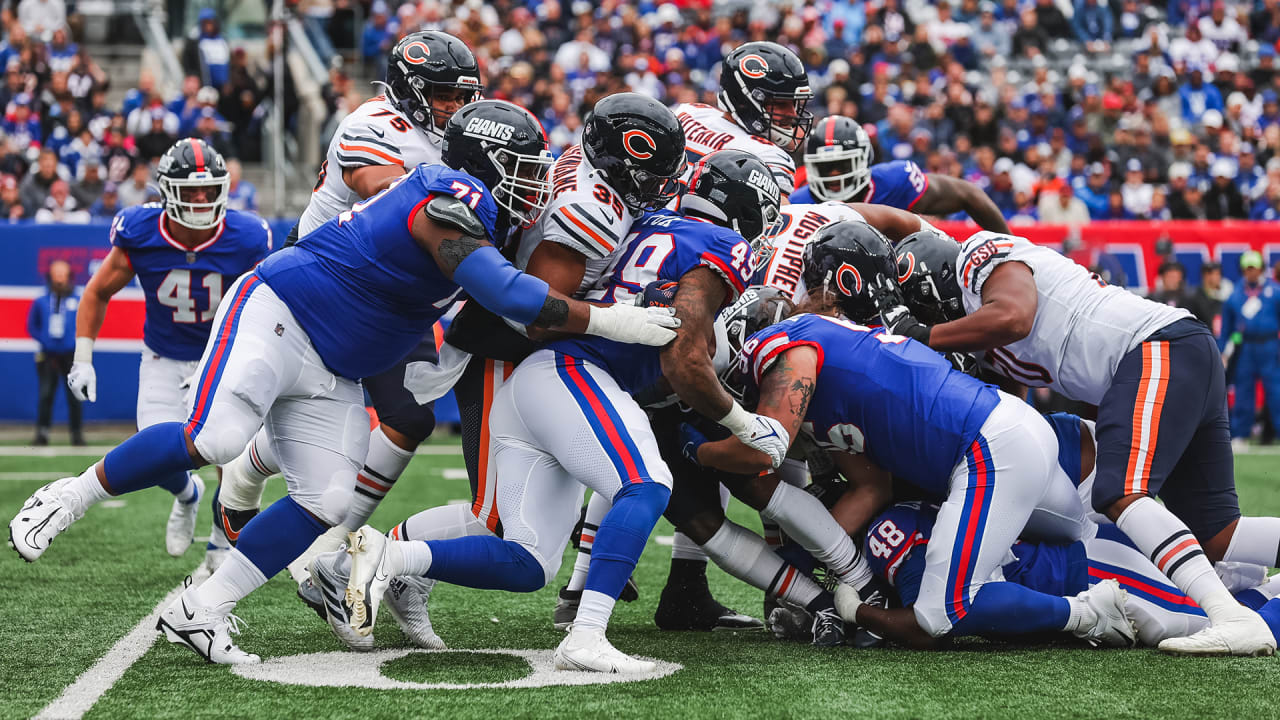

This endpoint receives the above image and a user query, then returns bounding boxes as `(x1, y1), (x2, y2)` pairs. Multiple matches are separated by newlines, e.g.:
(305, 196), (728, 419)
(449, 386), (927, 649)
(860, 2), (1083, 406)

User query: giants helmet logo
(835, 262), (862, 296)
(401, 41), (432, 65)
(738, 54), (769, 79)
(622, 129), (656, 160)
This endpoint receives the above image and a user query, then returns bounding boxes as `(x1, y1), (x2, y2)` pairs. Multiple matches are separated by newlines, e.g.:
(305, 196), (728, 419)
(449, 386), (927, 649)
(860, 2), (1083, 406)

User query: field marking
(35, 577), (190, 720)
(0, 444), (465, 458)
(0, 471), (69, 480)
(232, 648), (681, 690)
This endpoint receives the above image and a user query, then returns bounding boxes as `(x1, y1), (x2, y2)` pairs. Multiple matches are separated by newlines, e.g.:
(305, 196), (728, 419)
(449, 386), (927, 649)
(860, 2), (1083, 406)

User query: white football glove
(737, 413), (790, 469)
(586, 303), (681, 347)
(67, 361), (97, 402)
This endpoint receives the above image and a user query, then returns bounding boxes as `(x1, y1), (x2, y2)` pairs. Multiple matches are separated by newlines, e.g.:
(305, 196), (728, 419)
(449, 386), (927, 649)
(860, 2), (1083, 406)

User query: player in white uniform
(885, 230), (1280, 656)
(303, 93), (690, 651)
(671, 41), (812, 197)
(54, 139), (271, 559)
(205, 31), (482, 580)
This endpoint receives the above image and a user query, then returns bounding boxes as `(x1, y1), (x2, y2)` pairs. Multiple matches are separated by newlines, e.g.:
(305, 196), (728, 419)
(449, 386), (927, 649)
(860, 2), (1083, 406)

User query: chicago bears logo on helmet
(402, 41), (431, 65)
(897, 251), (916, 283)
(622, 129), (656, 160)
(739, 54), (769, 79)
(836, 262), (862, 295)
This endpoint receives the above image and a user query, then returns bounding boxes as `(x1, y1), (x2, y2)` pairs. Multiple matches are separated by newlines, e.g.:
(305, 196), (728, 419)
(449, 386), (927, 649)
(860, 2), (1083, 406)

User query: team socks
(566, 491), (611, 592)
(702, 519), (825, 610)
(585, 482), (671, 602)
(219, 430), (275, 511)
(763, 482), (872, 589)
(158, 471), (198, 503)
(345, 426), (414, 529)
(574, 590), (618, 631)
(391, 503), (491, 543)
(101, 423), (195, 495)
(1223, 516), (1280, 568)
(1117, 497), (1242, 623)
(196, 548), (270, 608)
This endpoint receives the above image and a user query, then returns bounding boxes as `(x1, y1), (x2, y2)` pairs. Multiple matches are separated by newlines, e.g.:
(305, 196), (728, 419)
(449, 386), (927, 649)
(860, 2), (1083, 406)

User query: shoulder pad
(424, 194), (486, 237)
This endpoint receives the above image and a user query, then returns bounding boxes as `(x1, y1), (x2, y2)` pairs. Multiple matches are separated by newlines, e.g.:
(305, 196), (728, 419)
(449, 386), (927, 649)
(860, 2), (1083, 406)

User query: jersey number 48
(157, 269), (222, 323)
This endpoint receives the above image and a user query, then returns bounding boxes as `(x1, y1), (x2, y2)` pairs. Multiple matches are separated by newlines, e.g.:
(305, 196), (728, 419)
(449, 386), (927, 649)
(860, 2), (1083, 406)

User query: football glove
(586, 303), (680, 346)
(636, 280), (679, 309)
(678, 422), (709, 466)
(879, 304), (932, 345)
(67, 361), (97, 402)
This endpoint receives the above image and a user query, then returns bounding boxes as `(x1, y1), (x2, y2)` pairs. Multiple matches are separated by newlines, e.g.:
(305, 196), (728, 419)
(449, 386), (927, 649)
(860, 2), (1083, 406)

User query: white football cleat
(287, 523), (350, 587)
(310, 549), (372, 651)
(1073, 579), (1136, 648)
(345, 526), (395, 637)
(165, 473), (204, 557)
(8, 478), (83, 562)
(156, 587), (260, 664)
(1158, 607), (1276, 657)
(387, 575), (446, 649)
(554, 625), (655, 674)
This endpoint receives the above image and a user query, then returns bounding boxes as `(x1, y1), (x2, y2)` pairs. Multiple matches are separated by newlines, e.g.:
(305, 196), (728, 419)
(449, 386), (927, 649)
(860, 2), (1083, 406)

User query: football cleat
(311, 549), (372, 651)
(387, 575), (446, 650)
(554, 625), (655, 673)
(8, 478), (84, 562)
(211, 487), (258, 547)
(344, 526), (395, 637)
(653, 583), (763, 632)
(156, 585), (260, 664)
(1158, 607), (1276, 657)
(165, 473), (204, 557)
(554, 586), (581, 631)
(297, 577), (325, 621)
(287, 523), (350, 588)
(767, 604), (814, 642)
(1074, 579), (1137, 648)
(811, 608), (846, 648)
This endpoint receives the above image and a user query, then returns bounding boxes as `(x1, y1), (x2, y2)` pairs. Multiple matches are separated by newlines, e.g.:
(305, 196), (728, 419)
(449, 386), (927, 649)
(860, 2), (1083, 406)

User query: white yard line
(34, 578), (190, 720)
(0, 444), (465, 458)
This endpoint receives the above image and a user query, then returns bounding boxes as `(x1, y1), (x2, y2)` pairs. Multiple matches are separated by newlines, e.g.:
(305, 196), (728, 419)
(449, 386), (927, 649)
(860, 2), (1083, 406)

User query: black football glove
(879, 303), (932, 345)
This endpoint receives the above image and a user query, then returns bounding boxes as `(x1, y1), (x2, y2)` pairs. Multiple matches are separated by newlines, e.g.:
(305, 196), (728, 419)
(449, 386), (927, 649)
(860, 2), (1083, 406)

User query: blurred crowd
(304, 0), (1280, 223)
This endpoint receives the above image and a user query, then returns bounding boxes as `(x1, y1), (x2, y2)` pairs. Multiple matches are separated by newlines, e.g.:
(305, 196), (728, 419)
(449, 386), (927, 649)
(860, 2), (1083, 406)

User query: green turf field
(4, 443), (1280, 719)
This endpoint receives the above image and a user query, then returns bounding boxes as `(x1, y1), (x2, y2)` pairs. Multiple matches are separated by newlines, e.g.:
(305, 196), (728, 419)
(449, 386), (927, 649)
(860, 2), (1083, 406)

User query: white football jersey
(758, 202), (865, 303)
(516, 144), (636, 293)
(298, 96), (443, 237)
(956, 232), (1191, 404)
(671, 102), (797, 195)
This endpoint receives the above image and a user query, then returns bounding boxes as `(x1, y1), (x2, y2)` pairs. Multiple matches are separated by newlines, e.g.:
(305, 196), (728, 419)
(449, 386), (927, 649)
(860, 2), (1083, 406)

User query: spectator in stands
(361, 1), (394, 77)
(1222, 250), (1280, 448)
(191, 107), (235, 159)
(89, 181), (118, 219)
(1198, 0), (1247, 53)
(168, 76), (201, 126)
(71, 155), (103, 208)
(1236, 142), (1267, 200)
(1008, 186), (1039, 224)
(1189, 260), (1227, 330)
(5, 92), (40, 148)
(1038, 183), (1092, 225)
(1073, 0), (1113, 52)
(0, 173), (23, 221)
(1206, 158), (1248, 218)
(183, 8), (231, 90)
(16, 0), (64, 42)
(1149, 260), (1194, 308)
(19, 146), (60, 216)
(971, 2), (1010, 60)
(1012, 8), (1049, 58)
(1252, 180), (1280, 220)
(225, 158), (256, 213)
(34, 177), (85, 223)
(27, 258), (81, 446)
(1033, 0), (1070, 37)
(1121, 158), (1155, 217)
(1077, 162), (1112, 219)
(121, 70), (155, 121)
(46, 25), (74, 73)
(1181, 64), (1225, 125)
(135, 108), (174, 162)
(1172, 178), (1211, 219)
(116, 161), (156, 208)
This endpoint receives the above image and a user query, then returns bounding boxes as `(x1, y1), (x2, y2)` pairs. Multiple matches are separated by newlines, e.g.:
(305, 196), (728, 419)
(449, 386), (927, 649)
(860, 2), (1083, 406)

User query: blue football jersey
(109, 204), (272, 361)
(548, 210), (754, 393)
(742, 313), (1000, 497)
(868, 503), (1089, 607)
(789, 160), (929, 209)
(256, 163), (499, 380)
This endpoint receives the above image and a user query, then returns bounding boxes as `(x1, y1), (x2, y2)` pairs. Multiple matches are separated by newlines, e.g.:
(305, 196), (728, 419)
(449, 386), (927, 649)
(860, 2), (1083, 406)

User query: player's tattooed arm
(661, 266), (732, 419)
(928, 261), (1037, 352)
(433, 232), (489, 274)
(77, 246), (136, 341)
(695, 345), (818, 474)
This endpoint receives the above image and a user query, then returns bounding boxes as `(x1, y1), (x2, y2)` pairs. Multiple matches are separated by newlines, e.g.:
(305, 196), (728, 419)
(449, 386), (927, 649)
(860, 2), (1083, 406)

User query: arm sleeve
(452, 244), (552, 327)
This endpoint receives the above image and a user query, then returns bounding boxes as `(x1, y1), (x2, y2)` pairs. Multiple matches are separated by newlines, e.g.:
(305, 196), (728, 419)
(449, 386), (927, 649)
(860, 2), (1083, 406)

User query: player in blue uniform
(790, 116), (1010, 233)
(333, 150), (789, 673)
(9, 100), (680, 665)
(690, 220), (1133, 647)
(55, 138), (271, 557)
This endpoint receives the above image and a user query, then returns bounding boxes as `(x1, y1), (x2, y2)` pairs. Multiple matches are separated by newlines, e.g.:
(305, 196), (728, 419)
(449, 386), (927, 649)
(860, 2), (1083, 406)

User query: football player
(55, 138), (271, 557)
(8, 100), (680, 664)
(791, 115), (1010, 234)
(689, 220), (1133, 648)
(883, 229), (1279, 656)
(859, 412), (1280, 648)
(205, 30), (482, 579)
(327, 150), (788, 673)
(301, 92), (690, 651)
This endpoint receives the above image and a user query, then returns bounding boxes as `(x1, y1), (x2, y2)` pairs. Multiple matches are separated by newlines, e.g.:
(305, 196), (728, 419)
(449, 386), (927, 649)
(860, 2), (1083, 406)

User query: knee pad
(913, 601), (952, 638)
(191, 409), (259, 466)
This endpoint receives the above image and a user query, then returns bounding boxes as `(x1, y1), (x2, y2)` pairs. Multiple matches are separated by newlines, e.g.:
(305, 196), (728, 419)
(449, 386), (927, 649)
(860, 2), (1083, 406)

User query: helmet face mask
(489, 145), (553, 227)
(805, 116), (874, 202)
(757, 93), (814, 152)
(156, 139), (229, 231)
(715, 286), (795, 406)
(718, 42), (814, 153)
